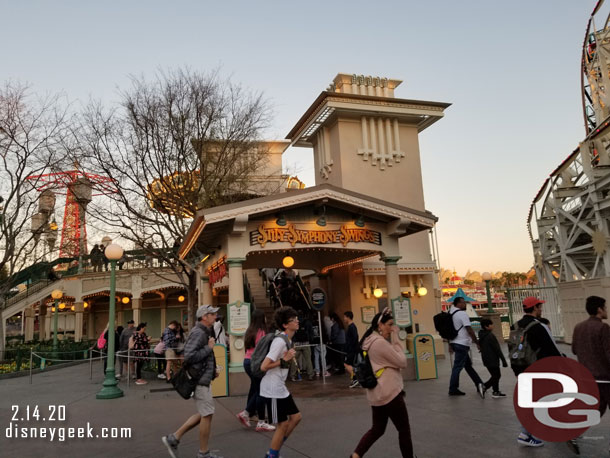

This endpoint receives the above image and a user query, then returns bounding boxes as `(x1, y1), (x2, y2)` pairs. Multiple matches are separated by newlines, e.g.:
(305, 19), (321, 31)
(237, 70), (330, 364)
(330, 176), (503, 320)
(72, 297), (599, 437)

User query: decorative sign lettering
(391, 297), (412, 328)
(206, 256), (227, 285)
(227, 301), (250, 336)
(361, 305), (377, 324)
(310, 287), (326, 311)
(250, 224), (382, 247)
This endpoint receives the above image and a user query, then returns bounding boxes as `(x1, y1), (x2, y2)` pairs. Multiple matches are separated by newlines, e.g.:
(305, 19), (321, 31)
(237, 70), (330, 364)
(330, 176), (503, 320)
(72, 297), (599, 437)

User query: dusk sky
(0, 1), (595, 273)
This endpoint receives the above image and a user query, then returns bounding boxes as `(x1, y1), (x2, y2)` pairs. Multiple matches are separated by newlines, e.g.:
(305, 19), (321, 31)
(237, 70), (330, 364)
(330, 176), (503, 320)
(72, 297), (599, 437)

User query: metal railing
(506, 286), (563, 339)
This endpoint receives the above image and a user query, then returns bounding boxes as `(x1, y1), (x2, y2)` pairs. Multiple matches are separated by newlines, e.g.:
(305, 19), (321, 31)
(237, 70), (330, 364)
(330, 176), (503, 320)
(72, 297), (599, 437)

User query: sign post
(310, 287), (327, 384)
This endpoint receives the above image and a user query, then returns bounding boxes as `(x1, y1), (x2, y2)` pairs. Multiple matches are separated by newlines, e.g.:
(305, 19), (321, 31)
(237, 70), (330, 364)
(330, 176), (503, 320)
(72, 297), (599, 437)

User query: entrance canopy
(179, 183), (437, 272)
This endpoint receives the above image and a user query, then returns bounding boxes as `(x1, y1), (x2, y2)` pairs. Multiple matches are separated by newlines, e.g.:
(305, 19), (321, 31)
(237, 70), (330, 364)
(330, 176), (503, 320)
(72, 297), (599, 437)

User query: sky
(0, 0), (596, 273)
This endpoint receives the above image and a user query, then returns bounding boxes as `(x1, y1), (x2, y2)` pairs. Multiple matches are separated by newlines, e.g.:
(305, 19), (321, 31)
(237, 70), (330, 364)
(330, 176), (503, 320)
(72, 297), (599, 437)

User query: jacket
(119, 327), (135, 351)
(183, 323), (216, 386)
(478, 328), (507, 368)
(572, 316), (610, 381)
(516, 315), (562, 362)
(362, 333), (407, 406)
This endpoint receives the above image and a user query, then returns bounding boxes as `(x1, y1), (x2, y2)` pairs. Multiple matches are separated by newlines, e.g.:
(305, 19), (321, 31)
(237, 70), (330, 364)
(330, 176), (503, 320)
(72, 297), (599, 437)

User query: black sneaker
(492, 391), (507, 398)
(566, 439), (580, 455)
(448, 390), (466, 396)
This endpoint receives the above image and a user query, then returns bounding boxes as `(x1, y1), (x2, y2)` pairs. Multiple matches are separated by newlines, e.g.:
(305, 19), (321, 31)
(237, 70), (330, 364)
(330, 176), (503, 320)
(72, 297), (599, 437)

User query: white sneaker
(157, 373), (167, 379)
(255, 421), (276, 432)
(236, 411), (250, 428)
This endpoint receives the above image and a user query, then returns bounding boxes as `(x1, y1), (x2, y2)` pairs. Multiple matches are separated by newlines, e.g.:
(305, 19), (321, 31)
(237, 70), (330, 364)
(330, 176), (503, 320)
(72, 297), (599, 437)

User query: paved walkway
(1, 343), (608, 458)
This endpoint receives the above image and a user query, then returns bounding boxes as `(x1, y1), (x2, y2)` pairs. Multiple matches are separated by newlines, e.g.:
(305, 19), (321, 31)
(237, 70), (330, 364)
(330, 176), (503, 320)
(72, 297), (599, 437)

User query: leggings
(354, 392), (413, 457)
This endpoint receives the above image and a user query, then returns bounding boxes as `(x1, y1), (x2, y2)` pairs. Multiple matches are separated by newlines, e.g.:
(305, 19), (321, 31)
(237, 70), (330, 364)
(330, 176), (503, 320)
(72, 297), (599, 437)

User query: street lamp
(97, 243), (124, 399)
(51, 289), (63, 355)
(482, 272), (494, 313)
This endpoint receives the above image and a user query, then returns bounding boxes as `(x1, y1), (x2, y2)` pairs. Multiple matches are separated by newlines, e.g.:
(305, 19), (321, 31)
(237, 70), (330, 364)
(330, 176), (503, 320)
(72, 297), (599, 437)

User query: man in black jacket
(514, 296), (562, 449)
(162, 305), (221, 458)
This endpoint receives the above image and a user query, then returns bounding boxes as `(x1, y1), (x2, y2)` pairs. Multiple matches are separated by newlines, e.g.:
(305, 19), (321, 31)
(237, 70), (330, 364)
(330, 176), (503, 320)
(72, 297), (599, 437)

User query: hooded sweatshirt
(362, 333), (407, 406)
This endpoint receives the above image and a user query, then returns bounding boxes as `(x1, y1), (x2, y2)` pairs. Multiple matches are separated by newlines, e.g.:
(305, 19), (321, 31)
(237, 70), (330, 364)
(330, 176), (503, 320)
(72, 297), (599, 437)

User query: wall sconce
(122, 296), (130, 304)
(276, 214), (287, 226)
(178, 295), (185, 302)
(354, 215), (365, 227)
(415, 278), (427, 297)
(83, 301), (88, 309)
(58, 303), (66, 310)
(316, 206), (327, 227)
(373, 288), (383, 298)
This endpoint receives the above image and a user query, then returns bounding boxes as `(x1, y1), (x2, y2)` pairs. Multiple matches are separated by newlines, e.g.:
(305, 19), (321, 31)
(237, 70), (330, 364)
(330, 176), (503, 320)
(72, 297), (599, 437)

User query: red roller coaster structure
(26, 168), (117, 258)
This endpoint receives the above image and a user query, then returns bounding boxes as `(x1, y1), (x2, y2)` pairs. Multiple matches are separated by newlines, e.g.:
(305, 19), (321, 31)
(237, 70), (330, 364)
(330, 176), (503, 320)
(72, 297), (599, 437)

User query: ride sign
(310, 287), (326, 311)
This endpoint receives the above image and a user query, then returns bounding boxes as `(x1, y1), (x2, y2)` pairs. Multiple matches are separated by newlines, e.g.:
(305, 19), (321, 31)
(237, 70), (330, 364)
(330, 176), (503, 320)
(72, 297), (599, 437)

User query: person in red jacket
(351, 307), (412, 458)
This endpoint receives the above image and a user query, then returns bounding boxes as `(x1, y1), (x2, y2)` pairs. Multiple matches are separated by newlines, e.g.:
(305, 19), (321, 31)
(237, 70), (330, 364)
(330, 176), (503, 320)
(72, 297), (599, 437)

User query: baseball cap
(127, 319), (135, 324)
(523, 296), (545, 310)
(196, 304), (220, 319)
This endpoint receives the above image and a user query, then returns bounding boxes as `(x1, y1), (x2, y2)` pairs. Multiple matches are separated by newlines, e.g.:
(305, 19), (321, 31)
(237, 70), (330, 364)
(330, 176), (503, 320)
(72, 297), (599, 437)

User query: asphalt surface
(1, 342), (609, 458)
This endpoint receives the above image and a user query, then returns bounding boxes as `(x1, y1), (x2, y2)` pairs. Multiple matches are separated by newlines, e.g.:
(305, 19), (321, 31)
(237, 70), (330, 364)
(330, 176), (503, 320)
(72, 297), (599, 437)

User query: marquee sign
(206, 255), (227, 285)
(250, 224), (382, 248)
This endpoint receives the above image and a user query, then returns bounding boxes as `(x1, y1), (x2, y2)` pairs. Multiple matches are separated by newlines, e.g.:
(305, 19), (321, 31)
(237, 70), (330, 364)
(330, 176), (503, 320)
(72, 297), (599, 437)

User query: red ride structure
(26, 168), (117, 259)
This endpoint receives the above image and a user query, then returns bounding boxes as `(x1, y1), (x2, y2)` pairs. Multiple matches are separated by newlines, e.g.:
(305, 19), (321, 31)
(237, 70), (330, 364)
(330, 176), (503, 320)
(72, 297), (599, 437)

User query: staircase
(244, 269), (276, 324)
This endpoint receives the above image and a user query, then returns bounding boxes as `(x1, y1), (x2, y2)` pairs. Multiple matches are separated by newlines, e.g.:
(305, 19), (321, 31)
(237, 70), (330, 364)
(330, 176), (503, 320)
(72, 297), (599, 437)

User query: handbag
(172, 364), (205, 400)
(97, 333), (107, 350)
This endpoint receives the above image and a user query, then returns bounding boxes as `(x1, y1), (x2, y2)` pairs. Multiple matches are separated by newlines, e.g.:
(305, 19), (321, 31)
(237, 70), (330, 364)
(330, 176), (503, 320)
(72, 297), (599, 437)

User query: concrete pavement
(1, 342), (608, 458)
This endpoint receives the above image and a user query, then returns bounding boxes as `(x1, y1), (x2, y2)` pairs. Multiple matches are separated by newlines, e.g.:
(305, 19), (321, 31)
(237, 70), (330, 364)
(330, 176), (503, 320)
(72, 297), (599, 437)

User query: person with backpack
(235, 309), (276, 432)
(260, 306), (301, 458)
(447, 297), (485, 397)
(162, 305), (222, 458)
(478, 318), (507, 398)
(290, 311), (315, 382)
(350, 307), (412, 458)
(510, 296), (562, 448)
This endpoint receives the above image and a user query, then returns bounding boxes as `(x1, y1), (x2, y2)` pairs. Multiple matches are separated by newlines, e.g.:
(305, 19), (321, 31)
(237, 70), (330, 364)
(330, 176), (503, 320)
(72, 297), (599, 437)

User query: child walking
(478, 318), (507, 398)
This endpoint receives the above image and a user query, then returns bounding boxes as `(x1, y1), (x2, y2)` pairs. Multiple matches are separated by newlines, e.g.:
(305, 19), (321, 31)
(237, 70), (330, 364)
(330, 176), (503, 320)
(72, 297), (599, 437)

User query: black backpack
(353, 339), (384, 389)
(433, 310), (463, 340)
(250, 332), (292, 379)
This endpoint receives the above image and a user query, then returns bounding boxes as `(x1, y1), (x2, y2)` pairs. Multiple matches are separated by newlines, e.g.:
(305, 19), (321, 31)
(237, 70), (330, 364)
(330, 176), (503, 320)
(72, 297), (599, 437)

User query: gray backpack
(507, 320), (540, 374)
(250, 332), (292, 378)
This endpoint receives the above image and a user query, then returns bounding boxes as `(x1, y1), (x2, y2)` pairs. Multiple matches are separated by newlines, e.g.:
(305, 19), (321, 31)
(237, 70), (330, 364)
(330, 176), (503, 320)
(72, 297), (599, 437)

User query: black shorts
(345, 353), (357, 366)
(263, 395), (299, 424)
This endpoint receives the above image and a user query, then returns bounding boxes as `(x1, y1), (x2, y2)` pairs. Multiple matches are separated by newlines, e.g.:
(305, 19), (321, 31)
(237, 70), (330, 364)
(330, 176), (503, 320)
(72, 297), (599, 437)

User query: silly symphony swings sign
(250, 223), (382, 247)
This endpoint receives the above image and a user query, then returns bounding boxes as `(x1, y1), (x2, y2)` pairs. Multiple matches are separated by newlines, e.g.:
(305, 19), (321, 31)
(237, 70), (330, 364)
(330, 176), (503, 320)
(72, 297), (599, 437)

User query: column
(227, 257), (246, 372)
(160, 300), (167, 329)
(382, 256), (402, 300)
(73, 302), (84, 342)
(39, 304), (48, 341)
(24, 307), (35, 342)
(132, 297), (142, 324)
(200, 276), (212, 305)
(87, 311), (95, 339)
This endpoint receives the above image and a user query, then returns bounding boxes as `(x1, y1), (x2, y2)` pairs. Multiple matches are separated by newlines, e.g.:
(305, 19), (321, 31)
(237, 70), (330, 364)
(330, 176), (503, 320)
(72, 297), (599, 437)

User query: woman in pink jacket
(351, 308), (412, 458)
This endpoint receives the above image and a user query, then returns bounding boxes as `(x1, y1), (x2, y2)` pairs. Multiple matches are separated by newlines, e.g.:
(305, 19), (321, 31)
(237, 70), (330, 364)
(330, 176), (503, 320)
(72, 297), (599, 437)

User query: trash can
(406, 334), (438, 380)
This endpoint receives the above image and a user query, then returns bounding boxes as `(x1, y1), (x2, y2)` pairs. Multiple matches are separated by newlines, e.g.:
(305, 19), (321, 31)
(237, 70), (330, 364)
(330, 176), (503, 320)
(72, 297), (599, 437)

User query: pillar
(382, 256), (402, 300)
(132, 297), (142, 324)
(227, 258), (246, 371)
(39, 304), (48, 341)
(200, 276), (212, 305)
(74, 302), (84, 342)
(160, 300), (167, 329)
(24, 307), (35, 342)
(87, 305), (97, 340)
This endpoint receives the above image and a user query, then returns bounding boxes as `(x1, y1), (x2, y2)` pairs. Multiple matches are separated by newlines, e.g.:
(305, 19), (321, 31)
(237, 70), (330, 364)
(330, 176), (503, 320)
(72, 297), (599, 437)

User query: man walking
(448, 297), (485, 397)
(511, 296), (562, 448)
(572, 296), (610, 453)
(162, 305), (221, 458)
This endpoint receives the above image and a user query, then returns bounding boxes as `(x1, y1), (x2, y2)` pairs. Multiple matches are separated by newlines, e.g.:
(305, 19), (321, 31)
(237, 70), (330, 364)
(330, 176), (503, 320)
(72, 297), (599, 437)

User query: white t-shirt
(260, 336), (290, 399)
(449, 306), (472, 347)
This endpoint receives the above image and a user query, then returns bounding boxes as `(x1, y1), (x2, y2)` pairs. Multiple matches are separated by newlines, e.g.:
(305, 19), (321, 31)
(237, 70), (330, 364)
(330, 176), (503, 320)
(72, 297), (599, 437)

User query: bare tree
(78, 68), (276, 328)
(0, 82), (69, 350)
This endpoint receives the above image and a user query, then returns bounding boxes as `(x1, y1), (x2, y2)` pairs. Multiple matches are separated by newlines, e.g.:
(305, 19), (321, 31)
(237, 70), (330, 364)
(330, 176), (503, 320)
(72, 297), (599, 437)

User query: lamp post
(482, 272), (493, 313)
(51, 289), (63, 356)
(97, 243), (124, 399)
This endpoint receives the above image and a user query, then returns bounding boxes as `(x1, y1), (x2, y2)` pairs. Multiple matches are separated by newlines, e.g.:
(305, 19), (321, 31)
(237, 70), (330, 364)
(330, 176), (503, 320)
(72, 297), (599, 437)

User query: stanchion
(127, 349), (131, 388)
(317, 311), (326, 384)
(89, 349), (93, 380)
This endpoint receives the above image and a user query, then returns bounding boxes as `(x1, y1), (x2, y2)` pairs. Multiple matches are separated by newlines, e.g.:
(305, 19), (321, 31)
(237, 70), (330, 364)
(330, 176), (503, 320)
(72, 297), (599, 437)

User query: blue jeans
(449, 343), (483, 393)
(314, 344), (327, 374)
